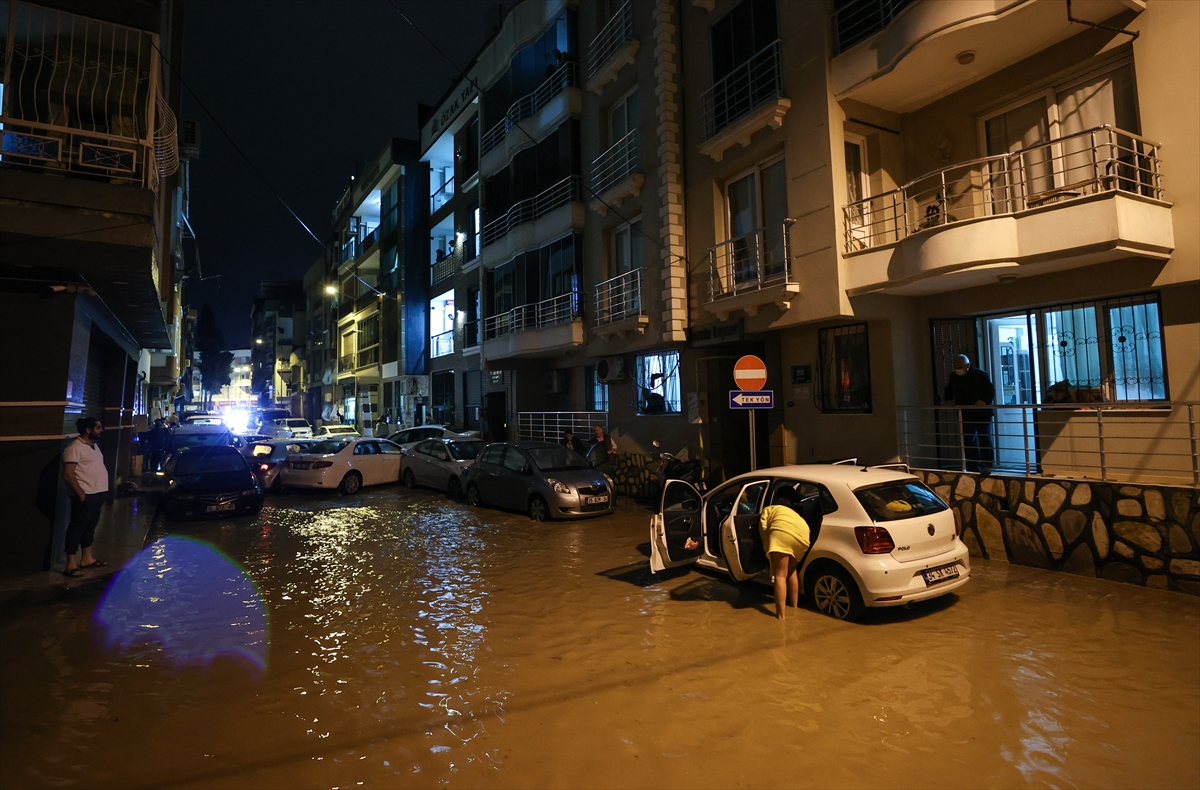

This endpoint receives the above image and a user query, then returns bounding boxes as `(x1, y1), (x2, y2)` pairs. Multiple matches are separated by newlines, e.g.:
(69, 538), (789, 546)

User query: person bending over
(758, 488), (811, 621)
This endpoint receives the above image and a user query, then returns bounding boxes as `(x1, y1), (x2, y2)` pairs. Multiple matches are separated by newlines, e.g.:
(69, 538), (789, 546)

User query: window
(636, 350), (681, 415)
(844, 134), (869, 237)
(722, 158), (788, 287)
(710, 0), (778, 83)
(818, 324), (872, 413)
(610, 89), (640, 145)
(586, 366), (609, 412)
(612, 219), (643, 275)
(430, 290), (455, 359)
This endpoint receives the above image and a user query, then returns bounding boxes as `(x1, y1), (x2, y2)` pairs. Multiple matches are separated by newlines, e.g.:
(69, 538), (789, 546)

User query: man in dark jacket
(944, 354), (996, 472)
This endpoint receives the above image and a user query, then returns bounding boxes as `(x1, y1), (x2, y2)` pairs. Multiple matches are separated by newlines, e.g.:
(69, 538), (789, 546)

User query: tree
(195, 304), (234, 409)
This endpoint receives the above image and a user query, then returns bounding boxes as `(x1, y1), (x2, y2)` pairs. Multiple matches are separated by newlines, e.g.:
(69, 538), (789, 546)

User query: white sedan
(401, 437), (487, 497)
(650, 463), (970, 620)
(313, 424), (360, 439)
(264, 418), (314, 439)
(280, 437), (404, 494)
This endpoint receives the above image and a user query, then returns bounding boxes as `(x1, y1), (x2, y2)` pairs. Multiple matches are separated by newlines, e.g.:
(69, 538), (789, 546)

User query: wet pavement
(1, 484), (1197, 789)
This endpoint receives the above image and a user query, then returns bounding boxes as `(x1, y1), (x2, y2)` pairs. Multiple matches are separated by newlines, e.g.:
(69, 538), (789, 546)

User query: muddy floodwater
(1, 486), (1198, 788)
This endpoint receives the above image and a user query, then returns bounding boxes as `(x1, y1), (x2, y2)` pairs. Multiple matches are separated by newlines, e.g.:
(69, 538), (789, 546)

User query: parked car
(179, 412), (224, 426)
(231, 433), (273, 453)
(159, 445), (263, 520)
(264, 418), (313, 440)
(649, 464), (970, 621)
(386, 425), (475, 451)
(281, 437), (404, 494)
(313, 425), (361, 438)
(401, 437), (487, 497)
(464, 441), (615, 521)
(245, 440), (315, 490)
(166, 424), (234, 455)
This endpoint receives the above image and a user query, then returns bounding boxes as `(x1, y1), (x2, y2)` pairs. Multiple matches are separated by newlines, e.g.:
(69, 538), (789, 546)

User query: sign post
(732, 355), (770, 471)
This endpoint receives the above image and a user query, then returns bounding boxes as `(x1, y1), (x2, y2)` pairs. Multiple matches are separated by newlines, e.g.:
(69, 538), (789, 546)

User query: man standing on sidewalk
(62, 417), (109, 577)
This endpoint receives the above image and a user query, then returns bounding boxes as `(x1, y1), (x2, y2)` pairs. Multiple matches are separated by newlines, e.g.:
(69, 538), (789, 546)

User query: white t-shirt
(64, 437), (109, 494)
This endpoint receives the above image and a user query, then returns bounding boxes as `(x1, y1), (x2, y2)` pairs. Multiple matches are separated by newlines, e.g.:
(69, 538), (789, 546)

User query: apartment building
(250, 281), (306, 415)
(329, 139), (428, 436)
(0, 0), (187, 574)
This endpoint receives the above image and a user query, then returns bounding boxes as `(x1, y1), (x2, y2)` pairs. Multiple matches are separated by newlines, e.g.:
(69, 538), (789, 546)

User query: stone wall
(913, 470), (1200, 595)
(609, 452), (660, 500)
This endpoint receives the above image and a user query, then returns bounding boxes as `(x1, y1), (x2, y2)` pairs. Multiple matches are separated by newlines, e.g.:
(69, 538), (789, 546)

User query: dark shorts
(65, 492), (106, 555)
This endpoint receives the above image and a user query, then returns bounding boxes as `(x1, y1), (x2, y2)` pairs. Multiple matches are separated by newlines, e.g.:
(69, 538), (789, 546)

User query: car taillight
(259, 462), (275, 471)
(312, 461), (333, 469)
(855, 526), (895, 554)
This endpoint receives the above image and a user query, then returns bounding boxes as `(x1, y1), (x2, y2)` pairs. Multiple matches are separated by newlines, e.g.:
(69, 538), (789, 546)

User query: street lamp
(255, 338), (263, 345)
(324, 284), (337, 295)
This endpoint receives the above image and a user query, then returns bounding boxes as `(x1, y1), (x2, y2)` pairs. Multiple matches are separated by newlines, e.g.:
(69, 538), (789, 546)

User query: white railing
(484, 291), (578, 340)
(591, 129), (638, 197)
(481, 61), (579, 155)
(518, 412), (608, 443)
(587, 0), (635, 80)
(896, 403), (1200, 486)
(431, 175), (455, 213)
(843, 125), (1164, 253)
(482, 175), (582, 248)
(833, 0), (915, 54)
(153, 94), (179, 177)
(595, 268), (643, 325)
(431, 329), (454, 359)
(709, 219), (794, 301)
(701, 40), (783, 141)
(432, 246), (463, 285)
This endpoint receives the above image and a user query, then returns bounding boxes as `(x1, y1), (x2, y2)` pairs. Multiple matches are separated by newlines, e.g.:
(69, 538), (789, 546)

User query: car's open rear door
(650, 479), (704, 573)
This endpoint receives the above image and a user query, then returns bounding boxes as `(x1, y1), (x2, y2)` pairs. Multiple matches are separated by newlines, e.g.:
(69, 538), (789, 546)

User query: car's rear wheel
(403, 469), (417, 489)
(339, 471), (362, 495)
(807, 565), (864, 621)
(528, 495), (549, 522)
(447, 476), (462, 499)
(466, 483), (482, 507)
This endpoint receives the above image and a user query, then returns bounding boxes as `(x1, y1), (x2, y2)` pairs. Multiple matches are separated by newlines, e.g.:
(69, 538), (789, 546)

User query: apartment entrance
(980, 313), (1038, 472)
(484, 391), (508, 442)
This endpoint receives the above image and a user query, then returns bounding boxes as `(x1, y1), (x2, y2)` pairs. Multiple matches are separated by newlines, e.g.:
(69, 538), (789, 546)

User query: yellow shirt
(759, 505), (811, 558)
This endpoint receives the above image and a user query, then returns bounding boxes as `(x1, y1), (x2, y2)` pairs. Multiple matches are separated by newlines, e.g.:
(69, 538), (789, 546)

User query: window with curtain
(636, 351), (681, 414)
(818, 324), (872, 413)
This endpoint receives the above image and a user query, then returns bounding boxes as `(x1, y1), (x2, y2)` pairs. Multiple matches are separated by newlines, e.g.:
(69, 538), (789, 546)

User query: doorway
(981, 313), (1039, 472)
(485, 391), (508, 442)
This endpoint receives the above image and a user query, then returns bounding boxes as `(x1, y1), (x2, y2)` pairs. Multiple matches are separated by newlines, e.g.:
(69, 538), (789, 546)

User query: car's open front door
(649, 479), (704, 573)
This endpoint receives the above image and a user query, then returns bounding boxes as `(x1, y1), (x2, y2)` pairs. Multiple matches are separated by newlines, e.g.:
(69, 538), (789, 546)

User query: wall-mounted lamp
(324, 285), (338, 295)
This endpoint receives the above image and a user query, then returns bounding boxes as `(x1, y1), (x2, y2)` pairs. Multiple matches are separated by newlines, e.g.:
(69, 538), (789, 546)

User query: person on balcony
(944, 354), (996, 473)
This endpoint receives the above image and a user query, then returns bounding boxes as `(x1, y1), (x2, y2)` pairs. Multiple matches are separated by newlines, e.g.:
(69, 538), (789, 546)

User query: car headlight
(603, 473), (614, 488)
(546, 478), (571, 495)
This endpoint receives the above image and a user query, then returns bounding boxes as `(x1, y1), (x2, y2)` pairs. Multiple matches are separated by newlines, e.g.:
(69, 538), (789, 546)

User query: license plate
(291, 462), (310, 469)
(922, 564), (960, 585)
(585, 495), (609, 505)
(205, 502), (236, 513)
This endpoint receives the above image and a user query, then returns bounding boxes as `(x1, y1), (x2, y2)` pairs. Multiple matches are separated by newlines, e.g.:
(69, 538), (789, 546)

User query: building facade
(250, 281), (306, 415)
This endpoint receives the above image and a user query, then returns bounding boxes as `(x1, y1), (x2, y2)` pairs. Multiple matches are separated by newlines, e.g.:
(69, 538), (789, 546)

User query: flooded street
(1, 486), (1198, 789)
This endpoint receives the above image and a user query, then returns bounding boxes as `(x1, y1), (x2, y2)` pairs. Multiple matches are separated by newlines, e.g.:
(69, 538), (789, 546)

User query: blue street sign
(729, 390), (774, 409)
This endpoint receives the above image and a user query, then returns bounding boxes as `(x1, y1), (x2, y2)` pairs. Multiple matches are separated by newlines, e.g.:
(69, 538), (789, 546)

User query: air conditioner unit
(597, 356), (625, 383)
(544, 370), (568, 394)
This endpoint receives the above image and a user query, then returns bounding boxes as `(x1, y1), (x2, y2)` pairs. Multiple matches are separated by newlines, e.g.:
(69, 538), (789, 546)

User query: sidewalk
(0, 493), (156, 606)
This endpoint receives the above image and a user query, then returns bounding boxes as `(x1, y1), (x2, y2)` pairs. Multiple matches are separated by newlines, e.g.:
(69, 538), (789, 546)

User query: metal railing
(591, 129), (639, 197)
(484, 291), (578, 340)
(338, 353), (354, 372)
(897, 403), (1200, 487)
(482, 175), (582, 248)
(462, 319), (481, 349)
(832, 0), (915, 54)
(518, 412), (608, 443)
(432, 246), (464, 285)
(595, 268), (643, 325)
(431, 176), (455, 213)
(843, 125), (1163, 253)
(356, 346), (379, 369)
(709, 219), (794, 301)
(431, 330), (454, 359)
(481, 61), (579, 155)
(701, 40), (783, 141)
(0, 118), (158, 189)
(587, 0), (636, 80)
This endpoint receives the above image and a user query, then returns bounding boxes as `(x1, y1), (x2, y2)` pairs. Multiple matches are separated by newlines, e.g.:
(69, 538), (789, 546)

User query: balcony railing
(482, 175), (582, 248)
(897, 403), (1200, 487)
(595, 268), (643, 326)
(709, 220), (794, 301)
(431, 330), (454, 359)
(481, 61), (579, 156)
(518, 412), (608, 443)
(357, 346), (379, 369)
(484, 291), (578, 340)
(338, 353), (354, 371)
(591, 130), (639, 197)
(462, 319), (481, 349)
(701, 40), (783, 141)
(432, 246), (464, 285)
(842, 126), (1164, 254)
(832, 0), (915, 54)
(587, 0), (635, 81)
(431, 176), (455, 213)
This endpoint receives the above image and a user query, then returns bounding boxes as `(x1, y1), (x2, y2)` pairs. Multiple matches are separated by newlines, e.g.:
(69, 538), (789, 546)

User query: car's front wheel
(447, 476), (462, 499)
(806, 565), (864, 621)
(528, 495), (549, 522)
(466, 483), (482, 507)
(340, 471), (363, 495)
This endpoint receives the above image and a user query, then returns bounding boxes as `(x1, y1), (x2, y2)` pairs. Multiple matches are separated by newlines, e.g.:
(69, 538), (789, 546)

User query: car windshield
(174, 432), (230, 448)
(309, 440), (350, 455)
(855, 481), (948, 522)
(176, 452), (247, 474)
(447, 440), (485, 461)
(526, 445), (590, 472)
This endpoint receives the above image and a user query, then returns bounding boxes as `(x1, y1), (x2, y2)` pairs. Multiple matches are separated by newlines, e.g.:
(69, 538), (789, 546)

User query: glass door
(981, 313), (1038, 473)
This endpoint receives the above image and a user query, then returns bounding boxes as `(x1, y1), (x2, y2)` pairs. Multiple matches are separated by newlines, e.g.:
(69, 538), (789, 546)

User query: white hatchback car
(313, 425), (361, 439)
(650, 464), (969, 620)
(265, 418), (313, 440)
(280, 437), (404, 494)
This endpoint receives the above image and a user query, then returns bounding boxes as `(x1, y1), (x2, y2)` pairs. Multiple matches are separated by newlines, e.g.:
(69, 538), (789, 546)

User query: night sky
(181, 0), (517, 347)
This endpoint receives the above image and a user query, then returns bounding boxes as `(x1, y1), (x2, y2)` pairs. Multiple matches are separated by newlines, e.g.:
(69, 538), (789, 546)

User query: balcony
(830, 0), (1141, 112)
(431, 176), (455, 215)
(462, 319), (481, 351)
(338, 353), (354, 374)
(480, 176), (585, 268)
(589, 130), (643, 216)
(586, 1), (638, 92)
(705, 220), (798, 320)
(431, 330), (454, 359)
(842, 126), (1173, 296)
(594, 269), (648, 339)
(432, 246), (464, 286)
(482, 292), (584, 359)
(357, 346), (380, 370)
(481, 62), (581, 175)
(698, 40), (790, 162)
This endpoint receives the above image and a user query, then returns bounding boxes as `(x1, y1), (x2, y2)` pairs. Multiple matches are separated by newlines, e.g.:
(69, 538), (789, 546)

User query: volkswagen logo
(928, 524), (936, 536)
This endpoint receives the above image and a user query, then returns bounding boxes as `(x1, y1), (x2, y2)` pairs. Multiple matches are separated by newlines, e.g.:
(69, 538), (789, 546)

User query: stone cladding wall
(913, 469), (1200, 595)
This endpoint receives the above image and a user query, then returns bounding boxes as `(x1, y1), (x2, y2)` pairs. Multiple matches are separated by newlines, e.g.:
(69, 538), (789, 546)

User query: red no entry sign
(733, 355), (767, 391)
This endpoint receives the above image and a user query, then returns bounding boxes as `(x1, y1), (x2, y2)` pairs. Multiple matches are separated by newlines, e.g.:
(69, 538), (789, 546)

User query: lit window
(818, 324), (872, 413)
(636, 351), (681, 415)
